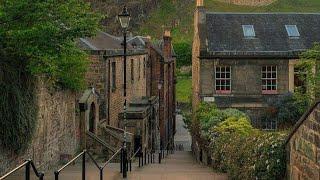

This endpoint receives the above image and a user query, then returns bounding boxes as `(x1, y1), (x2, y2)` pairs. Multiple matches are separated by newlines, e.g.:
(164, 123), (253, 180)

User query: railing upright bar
(82, 152), (86, 180)
(129, 160), (132, 171)
(120, 148), (123, 173)
(54, 171), (59, 180)
(25, 161), (30, 180)
(99, 168), (103, 180)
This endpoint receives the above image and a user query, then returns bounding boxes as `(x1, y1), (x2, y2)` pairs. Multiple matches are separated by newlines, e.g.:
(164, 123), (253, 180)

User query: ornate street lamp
(118, 6), (131, 178)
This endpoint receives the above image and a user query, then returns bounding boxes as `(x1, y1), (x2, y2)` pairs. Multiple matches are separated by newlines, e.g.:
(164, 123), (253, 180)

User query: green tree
(174, 42), (192, 68)
(0, 0), (101, 152)
(0, 0), (101, 90)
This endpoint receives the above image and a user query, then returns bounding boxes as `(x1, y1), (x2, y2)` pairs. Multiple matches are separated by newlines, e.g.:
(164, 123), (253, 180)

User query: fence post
(159, 151), (161, 164)
(39, 172), (44, 180)
(129, 160), (132, 171)
(120, 148), (123, 173)
(54, 171), (59, 180)
(82, 152), (86, 180)
(144, 150), (147, 165)
(141, 151), (144, 166)
(138, 155), (141, 167)
(25, 160), (30, 180)
(122, 147), (127, 178)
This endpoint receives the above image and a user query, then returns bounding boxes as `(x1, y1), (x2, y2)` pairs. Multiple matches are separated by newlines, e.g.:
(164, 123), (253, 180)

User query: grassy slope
(138, 0), (320, 43)
(176, 74), (192, 103)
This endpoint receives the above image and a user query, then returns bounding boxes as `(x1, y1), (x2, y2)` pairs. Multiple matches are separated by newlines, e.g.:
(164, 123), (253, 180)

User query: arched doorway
(89, 102), (95, 133)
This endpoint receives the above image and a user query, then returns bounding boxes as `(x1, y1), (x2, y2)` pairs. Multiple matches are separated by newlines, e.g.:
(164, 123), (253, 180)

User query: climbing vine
(0, 56), (37, 152)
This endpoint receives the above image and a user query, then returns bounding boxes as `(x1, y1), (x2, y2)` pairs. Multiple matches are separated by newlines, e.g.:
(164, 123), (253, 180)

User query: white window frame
(285, 25), (300, 37)
(215, 66), (231, 94)
(261, 66), (278, 94)
(242, 25), (256, 38)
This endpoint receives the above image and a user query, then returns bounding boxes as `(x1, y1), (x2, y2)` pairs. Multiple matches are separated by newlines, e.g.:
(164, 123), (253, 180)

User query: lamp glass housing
(118, 6), (131, 29)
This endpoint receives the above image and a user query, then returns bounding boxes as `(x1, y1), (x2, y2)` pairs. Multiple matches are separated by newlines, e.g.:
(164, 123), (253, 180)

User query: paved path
(126, 114), (227, 180)
(174, 114), (192, 151)
(127, 151), (227, 180)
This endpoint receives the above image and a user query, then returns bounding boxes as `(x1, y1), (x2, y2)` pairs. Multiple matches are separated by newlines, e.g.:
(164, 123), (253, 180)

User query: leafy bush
(195, 103), (248, 139)
(213, 116), (254, 136)
(264, 93), (308, 127)
(211, 131), (287, 180)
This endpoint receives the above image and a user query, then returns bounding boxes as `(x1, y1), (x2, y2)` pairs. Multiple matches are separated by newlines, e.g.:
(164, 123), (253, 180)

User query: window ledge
(262, 90), (278, 95)
(216, 90), (232, 95)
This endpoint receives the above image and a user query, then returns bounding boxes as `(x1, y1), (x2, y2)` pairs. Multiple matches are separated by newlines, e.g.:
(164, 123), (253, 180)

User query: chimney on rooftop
(196, 0), (204, 7)
(163, 30), (172, 59)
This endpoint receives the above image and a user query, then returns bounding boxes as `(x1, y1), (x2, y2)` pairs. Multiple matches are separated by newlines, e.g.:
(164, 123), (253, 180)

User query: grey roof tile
(204, 13), (320, 56)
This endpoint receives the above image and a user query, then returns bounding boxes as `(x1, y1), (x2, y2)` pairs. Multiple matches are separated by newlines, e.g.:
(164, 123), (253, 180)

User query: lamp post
(118, 6), (131, 178)
(157, 81), (163, 163)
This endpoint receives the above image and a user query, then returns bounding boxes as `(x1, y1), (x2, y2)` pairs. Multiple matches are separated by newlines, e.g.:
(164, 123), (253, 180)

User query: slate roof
(202, 13), (320, 58)
(78, 31), (146, 57)
(79, 31), (125, 50)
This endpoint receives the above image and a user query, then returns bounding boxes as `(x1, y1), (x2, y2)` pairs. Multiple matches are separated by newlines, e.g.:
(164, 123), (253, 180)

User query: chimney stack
(196, 0), (204, 7)
(163, 30), (172, 59)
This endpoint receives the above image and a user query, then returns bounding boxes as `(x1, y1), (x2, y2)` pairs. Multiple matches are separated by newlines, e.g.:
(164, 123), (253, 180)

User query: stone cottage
(192, 0), (320, 127)
(128, 31), (177, 151)
(79, 31), (158, 153)
(286, 100), (320, 179)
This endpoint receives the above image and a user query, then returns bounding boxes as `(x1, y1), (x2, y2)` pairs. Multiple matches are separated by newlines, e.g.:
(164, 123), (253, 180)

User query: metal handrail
(54, 150), (102, 180)
(101, 147), (122, 169)
(0, 159), (44, 180)
(56, 151), (85, 173)
(86, 131), (117, 153)
(129, 147), (141, 161)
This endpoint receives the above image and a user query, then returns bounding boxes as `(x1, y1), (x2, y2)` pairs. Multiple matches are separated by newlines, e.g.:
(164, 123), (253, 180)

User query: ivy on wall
(0, 57), (37, 152)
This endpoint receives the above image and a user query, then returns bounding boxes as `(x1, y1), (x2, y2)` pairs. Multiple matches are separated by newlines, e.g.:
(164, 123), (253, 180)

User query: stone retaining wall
(286, 101), (320, 179)
(0, 79), (79, 175)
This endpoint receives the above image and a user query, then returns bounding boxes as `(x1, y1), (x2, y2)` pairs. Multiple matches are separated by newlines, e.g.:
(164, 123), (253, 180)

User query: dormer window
(242, 25), (255, 38)
(285, 25), (300, 38)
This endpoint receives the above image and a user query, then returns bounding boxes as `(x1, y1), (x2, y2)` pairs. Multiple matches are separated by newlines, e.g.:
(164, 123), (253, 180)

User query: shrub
(211, 131), (287, 180)
(213, 116), (255, 136)
(264, 93), (308, 128)
(195, 103), (249, 139)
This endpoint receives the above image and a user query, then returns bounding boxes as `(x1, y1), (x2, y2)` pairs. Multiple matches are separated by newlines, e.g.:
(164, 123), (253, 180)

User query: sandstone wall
(0, 79), (79, 175)
(216, 0), (276, 6)
(287, 101), (320, 179)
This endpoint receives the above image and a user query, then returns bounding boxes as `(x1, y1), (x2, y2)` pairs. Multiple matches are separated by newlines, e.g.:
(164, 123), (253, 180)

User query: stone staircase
(127, 151), (228, 180)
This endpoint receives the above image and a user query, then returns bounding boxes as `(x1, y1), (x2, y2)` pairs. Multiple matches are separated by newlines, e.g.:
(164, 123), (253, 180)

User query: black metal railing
(54, 148), (125, 180)
(0, 159), (44, 180)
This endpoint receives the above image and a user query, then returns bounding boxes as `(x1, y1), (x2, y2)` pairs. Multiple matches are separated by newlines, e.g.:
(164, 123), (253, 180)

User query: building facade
(192, 0), (320, 127)
(128, 31), (177, 151)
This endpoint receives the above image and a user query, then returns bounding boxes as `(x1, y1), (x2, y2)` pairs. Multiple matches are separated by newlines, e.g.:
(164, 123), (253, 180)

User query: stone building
(192, 0), (320, 127)
(286, 100), (320, 179)
(128, 31), (177, 151)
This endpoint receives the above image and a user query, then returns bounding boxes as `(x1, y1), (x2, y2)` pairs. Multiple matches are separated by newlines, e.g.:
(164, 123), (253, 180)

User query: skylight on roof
(285, 25), (300, 37)
(242, 25), (255, 38)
